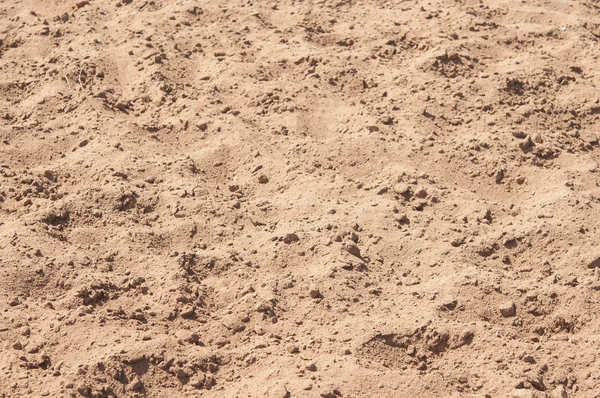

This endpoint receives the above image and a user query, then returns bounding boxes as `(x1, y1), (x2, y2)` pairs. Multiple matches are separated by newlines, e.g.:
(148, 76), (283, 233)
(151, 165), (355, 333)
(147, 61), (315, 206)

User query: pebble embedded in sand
(495, 169), (505, 184)
(585, 255), (600, 269)
(309, 286), (322, 299)
(306, 362), (317, 371)
(519, 136), (534, 151)
(380, 116), (393, 125)
(394, 183), (412, 198)
(175, 330), (201, 345)
(499, 301), (516, 317)
(283, 233), (300, 244)
(127, 377), (144, 391)
(180, 305), (195, 318)
(77, 384), (91, 396)
(450, 237), (464, 247)
(320, 388), (342, 398)
(345, 244), (361, 258)
(8, 298), (20, 307)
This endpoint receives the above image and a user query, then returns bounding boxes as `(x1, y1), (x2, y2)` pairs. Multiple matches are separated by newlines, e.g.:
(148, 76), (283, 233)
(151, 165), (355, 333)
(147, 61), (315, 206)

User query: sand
(1, 0), (600, 397)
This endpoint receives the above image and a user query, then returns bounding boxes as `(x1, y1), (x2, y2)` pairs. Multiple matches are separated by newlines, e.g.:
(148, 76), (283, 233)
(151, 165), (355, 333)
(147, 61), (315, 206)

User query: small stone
(495, 169), (505, 184)
(320, 387), (341, 398)
(306, 362), (317, 371)
(180, 305), (195, 318)
(43, 170), (55, 181)
(12, 341), (23, 350)
(283, 233), (300, 244)
(450, 237), (464, 247)
(309, 286), (322, 299)
(380, 115), (393, 125)
(8, 298), (20, 307)
(394, 183), (412, 198)
(127, 377), (143, 391)
(240, 284), (255, 297)
(499, 301), (516, 317)
(190, 375), (205, 389)
(78, 139), (89, 147)
(130, 312), (145, 322)
(222, 316), (245, 333)
(37, 354), (50, 367)
(76, 383), (91, 397)
(519, 136), (534, 152)
(415, 188), (428, 198)
(175, 366), (194, 378)
(268, 385), (290, 398)
(258, 174), (269, 184)
(585, 254), (600, 269)
(476, 245), (495, 257)
(175, 330), (201, 345)
(287, 345), (300, 354)
(345, 244), (361, 258)
(413, 201), (426, 211)
(396, 214), (409, 225)
(521, 354), (536, 364)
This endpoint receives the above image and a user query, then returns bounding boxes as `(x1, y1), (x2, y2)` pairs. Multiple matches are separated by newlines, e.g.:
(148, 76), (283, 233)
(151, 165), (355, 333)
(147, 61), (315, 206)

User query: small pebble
(499, 301), (516, 317)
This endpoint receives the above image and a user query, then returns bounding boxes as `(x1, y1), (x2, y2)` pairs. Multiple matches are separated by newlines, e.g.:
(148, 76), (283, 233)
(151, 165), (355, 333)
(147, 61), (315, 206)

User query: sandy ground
(1, 0), (600, 397)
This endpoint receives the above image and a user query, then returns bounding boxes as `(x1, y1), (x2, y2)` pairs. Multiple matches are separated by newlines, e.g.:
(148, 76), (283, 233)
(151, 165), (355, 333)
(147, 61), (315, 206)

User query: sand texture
(1, 0), (600, 397)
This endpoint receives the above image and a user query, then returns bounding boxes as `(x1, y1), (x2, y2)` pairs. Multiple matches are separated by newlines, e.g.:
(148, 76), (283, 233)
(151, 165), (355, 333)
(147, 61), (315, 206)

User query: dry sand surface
(1, 0), (600, 397)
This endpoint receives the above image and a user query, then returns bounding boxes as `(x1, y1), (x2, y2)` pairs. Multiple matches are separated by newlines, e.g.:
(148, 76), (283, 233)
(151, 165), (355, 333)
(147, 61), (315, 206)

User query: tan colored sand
(1, 0), (600, 397)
